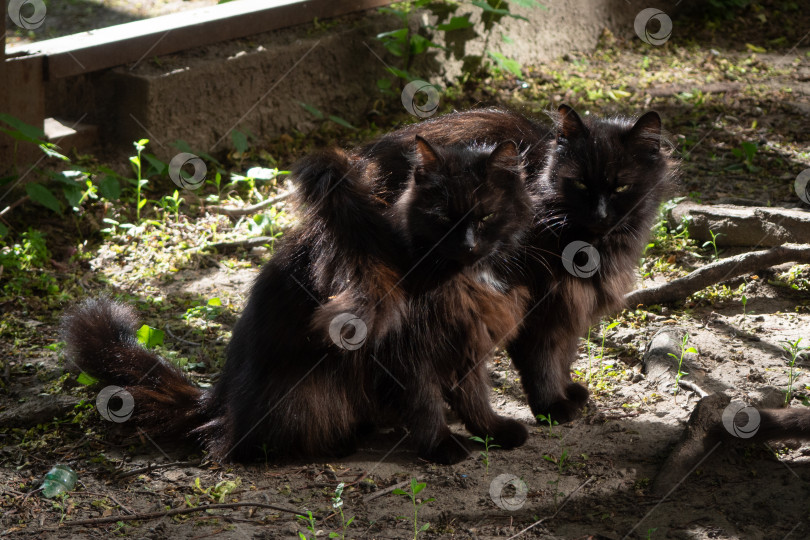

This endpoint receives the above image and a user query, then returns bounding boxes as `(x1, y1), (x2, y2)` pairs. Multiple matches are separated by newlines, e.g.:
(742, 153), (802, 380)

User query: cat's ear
(627, 111), (662, 153)
(557, 104), (587, 143)
(413, 136), (441, 171)
(486, 140), (521, 173)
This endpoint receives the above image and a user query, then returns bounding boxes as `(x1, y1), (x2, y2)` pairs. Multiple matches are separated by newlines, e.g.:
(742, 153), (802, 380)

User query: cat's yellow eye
(615, 184), (630, 193)
(573, 180), (587, 191)
(482, 213), (496, 222)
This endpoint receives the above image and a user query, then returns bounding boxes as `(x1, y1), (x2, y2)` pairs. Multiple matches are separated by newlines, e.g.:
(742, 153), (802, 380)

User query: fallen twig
(78, 491), (135, 515)
(0, 195), (29, 218)
(164, 324), (201, 347)
(507, 477), (594, 539)
(116, 460), (201, 479)
(625, 244), (810, 307)
(208, 191), (292, 217)
(41, 501), (308, 529)
(678, 379), (709, 398)
(205, 235), (284, 252)
(647, 82), (743, 98)
(362, 479), (411, 503)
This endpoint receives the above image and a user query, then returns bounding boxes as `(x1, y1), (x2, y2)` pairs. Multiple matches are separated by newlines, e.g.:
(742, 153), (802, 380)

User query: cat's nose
(463, 225), (477, 251)
(596, 196), (608, 220)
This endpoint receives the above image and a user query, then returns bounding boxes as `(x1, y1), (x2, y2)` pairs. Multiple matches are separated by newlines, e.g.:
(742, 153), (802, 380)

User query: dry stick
(78, 491), (135, 515)
(507, 477), (594, 539)
(362, 480), (411, 503)
(0, 195), (29, 218)
(116, 460), (201, 479)
(44, 501), (308, 529)
(625, 244), (810, 307)
(678, 379), (709, 398)
(646, 82), (743, 98)
(206, 235), (283, 251)
(208, 191), (292, 217)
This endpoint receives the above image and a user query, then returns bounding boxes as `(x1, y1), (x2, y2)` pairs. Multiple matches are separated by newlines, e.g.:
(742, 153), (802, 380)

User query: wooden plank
(7, 0), (394, 80)
(1, 55), (46, 177)
(1, 0), (9, 174)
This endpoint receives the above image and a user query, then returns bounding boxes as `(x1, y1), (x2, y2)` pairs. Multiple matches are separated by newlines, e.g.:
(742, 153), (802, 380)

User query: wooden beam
(7, 0), (394, 80)
(1, 0), (10, 173)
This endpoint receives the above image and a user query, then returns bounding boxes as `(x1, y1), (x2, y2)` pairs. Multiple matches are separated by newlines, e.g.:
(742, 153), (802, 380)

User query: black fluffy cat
(354, 104), (676, 423)
(63, 133), (535, 464)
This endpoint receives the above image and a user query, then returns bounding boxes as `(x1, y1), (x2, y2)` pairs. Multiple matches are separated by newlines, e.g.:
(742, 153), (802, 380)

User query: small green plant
(129, 139), (150, 222)
(297, 510), (318, 540)
(469, 434), (500, 475)
(598, 320), (620, 381)
(729, 141), (759, 172)
(542, 447), (570, 508)
(49, 492), (70, 524)
(585, 325), (594, 384)
(393, 478), (434, 539)
(329, 483), (354, 539)
(0, 112), (68, 171)
(135, 324), (165, 348)
(184, 297), (224, 321)
(157, 190), (184, 222)
(741, 293), (748, 322)
(0, 229), (59, 296)
(536, 413), (559, 439)
(668, 334), (697, 396)
(543, 447), (570, 474)
(781, 338), (808, 405)
(702, 230), (723, 260)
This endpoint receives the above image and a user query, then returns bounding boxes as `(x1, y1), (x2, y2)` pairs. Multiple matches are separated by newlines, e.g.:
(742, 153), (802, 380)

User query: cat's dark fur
(350, 105), (676, 423)
(62, 135), (534, 464)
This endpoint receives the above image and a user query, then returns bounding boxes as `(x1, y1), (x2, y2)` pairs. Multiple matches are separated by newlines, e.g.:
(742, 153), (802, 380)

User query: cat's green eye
(482, 213), (496, 222)
(572, 180), (587, 191)
(615, 184), (631, 193)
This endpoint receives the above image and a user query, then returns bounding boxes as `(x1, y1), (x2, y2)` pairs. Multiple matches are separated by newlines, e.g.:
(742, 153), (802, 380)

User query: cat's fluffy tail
(291, 148), (386, 238)
(61, 297), (209, 441)
(291, 147), (408, 343)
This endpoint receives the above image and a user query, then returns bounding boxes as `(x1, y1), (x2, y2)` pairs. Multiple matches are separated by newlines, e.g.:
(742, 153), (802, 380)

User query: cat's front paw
(565, 382), (589, 406)
(418, 434), (471, 465)
(484, 418), (528, 449)
(532, 384), (589, 425)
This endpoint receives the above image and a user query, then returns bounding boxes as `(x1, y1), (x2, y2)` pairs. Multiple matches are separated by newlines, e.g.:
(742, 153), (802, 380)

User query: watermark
(8, 0), (46, 30)
(329, 313), (367, 350)
(489, 473), (528, 511)
(721, 400), (760, 439)
(634, 8), (672, 46)
(795, 168), (810, 205)
(561, 241), (600, 278)
(401, 80), (440, 119)
(96, 385), (135, 423)
(168, 152), (207, 190)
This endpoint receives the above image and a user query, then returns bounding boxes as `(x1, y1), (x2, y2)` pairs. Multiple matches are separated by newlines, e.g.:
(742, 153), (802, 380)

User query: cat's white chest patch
(477, 269), (507, 292)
